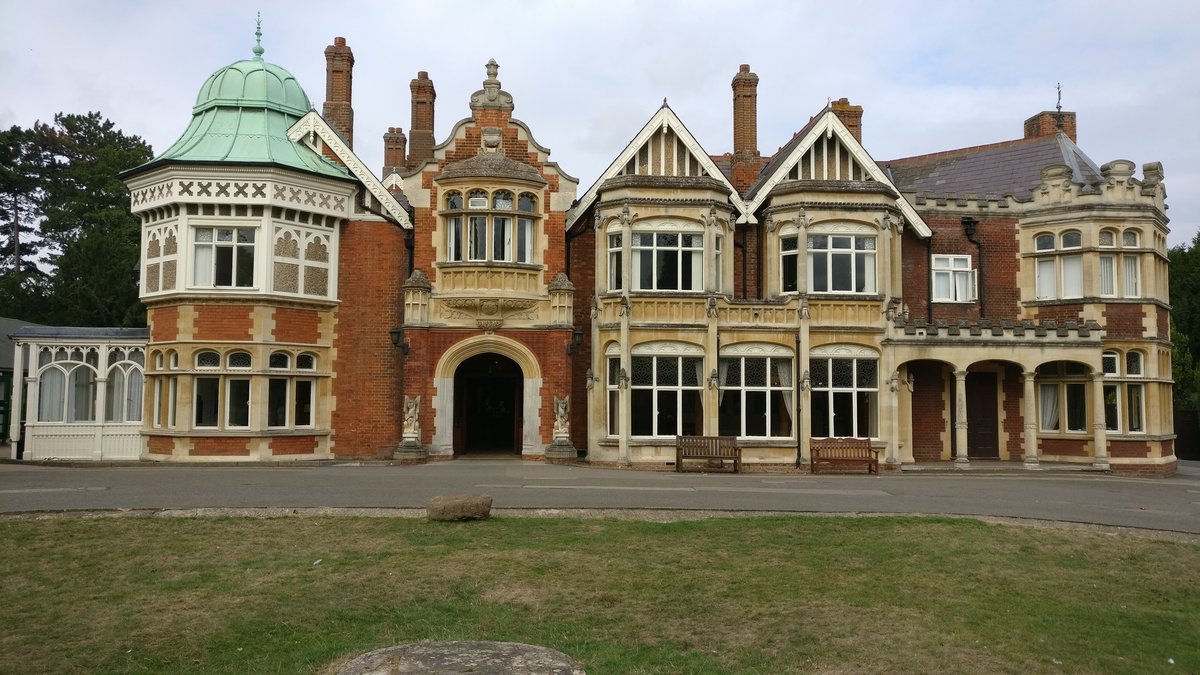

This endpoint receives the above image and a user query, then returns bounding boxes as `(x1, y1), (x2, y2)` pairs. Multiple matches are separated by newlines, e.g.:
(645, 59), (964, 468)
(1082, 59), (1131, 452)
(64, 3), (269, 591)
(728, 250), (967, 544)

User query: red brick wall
(147, 435), (173, 455)
(1108, 440), (1149, 458)
(331, 218), (406, 458)
(1102, 304), (1145, 340)
(271, 436), (318, 455)
(1035, 304), (1085, 324)
(1040, 437), (1088, 457)
(274, 307), (321, 344)
(193, 305), (254, 341)
(569, 217), (597, 449)
(149, 306), (179, 342)
(1001, 364), (1024, 458)
(912, 214), (1021, 322)
(909, 361), (946, 461)
(1157, 306), (1169, 340)
(191, 437), (251, 456)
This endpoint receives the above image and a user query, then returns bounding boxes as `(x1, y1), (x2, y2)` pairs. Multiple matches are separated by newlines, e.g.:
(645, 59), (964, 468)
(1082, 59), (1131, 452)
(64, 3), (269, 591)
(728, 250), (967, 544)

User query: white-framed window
(1102, 350), (1145, 433)
(1033, 231), (1082, 300)
(443, 189), (538, 264)
(808, 233), (876, 293)
(607, 233), (623, 291)
(193, 226), (255, 287)
(36, 350), (101, 423)
(809, 347), (878, 438)
(717, 348), (794, 438)
(104, 347), (145, 423)
(1097, 229), (1142, 299)
(628, 344), (704, 437)
(632, 231), (703, 291)
(932, 255), (976, 302)
(267, 350), (317, 429)
(781, 235), (800, 293)
(714, 234), (723, 291)
(193, 350), (250, 429)
(605, 353), (621, 437)
(1037, 361), (1088, 433)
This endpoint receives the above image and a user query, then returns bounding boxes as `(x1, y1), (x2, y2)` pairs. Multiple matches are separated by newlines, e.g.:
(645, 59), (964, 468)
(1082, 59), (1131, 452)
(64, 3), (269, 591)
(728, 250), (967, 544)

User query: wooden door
(966, 372), (999, 458)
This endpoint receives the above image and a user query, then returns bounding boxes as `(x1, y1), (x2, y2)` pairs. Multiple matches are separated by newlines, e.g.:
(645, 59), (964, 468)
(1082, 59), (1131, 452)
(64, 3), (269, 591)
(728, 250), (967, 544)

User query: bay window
(1103, 350), (1145, 433)
(808, 233), (876, 293)
(442, 188), (538, 264)
(718, 352), (794, 438)
(1037, 361), (1088, 432)
(809, 349), (877, 438)
(194, 226), (255, 287)
(632, 231), (703, 291)
(629, 351), (703, 437)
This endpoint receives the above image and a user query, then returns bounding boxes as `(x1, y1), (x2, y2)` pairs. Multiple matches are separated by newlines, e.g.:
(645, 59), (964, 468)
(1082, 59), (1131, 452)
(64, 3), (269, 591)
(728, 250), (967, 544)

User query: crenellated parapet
(891, 316), (1103, 343)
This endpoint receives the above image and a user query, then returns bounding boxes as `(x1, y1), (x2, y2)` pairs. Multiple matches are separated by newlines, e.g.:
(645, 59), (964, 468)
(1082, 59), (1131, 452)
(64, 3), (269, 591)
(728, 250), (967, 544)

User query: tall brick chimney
(1024, 110), (1077, 143)
(323, 37), (354, 148)
(408, 71), (437, 170)
(830, 98), (863, 143)
(383, 127), (407, 176)
(730, 64), (760, 194)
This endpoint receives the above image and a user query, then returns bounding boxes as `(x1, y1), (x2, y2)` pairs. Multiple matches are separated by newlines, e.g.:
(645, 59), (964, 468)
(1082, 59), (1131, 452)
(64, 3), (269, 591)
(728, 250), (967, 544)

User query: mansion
(6, 33), (1176, 475)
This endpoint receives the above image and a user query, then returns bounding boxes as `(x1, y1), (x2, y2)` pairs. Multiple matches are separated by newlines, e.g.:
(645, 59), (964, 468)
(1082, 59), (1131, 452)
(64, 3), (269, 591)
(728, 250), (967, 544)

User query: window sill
(436, 261), (543, 271)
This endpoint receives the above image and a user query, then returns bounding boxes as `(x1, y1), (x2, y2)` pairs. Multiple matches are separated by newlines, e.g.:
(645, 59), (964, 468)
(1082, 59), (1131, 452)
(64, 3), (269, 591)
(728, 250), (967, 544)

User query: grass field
(1, 514), (1196, 674)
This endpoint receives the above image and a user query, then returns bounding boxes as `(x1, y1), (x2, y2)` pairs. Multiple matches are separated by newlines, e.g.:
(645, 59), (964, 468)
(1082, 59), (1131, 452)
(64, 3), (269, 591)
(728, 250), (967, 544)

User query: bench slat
(676, 436), (741, 473)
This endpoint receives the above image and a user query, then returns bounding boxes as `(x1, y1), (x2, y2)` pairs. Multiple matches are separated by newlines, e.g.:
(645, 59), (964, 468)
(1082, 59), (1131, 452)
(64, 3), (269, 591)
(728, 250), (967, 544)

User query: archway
(453, 353), (523, 455)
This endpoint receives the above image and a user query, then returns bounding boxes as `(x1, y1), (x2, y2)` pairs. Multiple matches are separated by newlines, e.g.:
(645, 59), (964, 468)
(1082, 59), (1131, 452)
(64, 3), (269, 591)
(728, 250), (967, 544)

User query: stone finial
(470, 58), (514, 111)
(403, 269), (431, 290)
(548, 272), (575, 292)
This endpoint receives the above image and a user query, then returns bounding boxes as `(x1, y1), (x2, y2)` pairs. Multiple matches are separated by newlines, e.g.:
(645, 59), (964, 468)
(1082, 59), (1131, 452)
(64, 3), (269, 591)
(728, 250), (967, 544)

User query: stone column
(1091, 373), (1110, 470)
(8, 340), (25, 456)
(1022, 371), (1039, 467)
(954, 370), (970, 465)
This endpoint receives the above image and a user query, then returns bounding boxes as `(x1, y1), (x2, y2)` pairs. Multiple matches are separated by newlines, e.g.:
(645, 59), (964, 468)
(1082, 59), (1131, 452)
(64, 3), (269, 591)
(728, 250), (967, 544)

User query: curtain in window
(1123, 256), (1140, 297)
(954, 270), (973, 301)
(1099, 256), (1115, 295)
(126, 369), (143, 422)
(717, 359), (729, 404)
(193, 244), (213, 286)
(105, 367), (125, 422)
(67, 367), (96, 422)
(38, 368), (65, 422)
(1039, 383), (1059, 430)
(775, 359), (794, 422)
(1127, 384), (1144, 432)
(1061, 255), (1082, 297)
(1035, 258), (1055, 299)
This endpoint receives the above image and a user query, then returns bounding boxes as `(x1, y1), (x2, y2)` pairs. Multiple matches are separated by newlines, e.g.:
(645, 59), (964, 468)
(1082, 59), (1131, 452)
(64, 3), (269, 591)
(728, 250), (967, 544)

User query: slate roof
(882, 132), (1103, 202)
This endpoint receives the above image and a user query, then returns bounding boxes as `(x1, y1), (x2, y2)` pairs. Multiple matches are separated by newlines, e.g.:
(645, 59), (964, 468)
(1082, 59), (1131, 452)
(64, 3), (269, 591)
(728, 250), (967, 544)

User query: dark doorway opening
(966, 371), (1000, 458)
(453, 353), (522, 455)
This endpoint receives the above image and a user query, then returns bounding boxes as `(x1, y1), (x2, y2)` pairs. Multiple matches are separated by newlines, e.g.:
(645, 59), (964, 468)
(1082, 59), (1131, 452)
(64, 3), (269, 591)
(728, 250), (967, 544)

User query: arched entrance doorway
(453, 353), (523, 455)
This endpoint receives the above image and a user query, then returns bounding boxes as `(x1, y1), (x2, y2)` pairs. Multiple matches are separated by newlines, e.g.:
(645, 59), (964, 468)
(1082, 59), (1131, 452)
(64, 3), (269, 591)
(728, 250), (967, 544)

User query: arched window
(105, 362), (144, 423)
(37, 368), (65, 422)
(1099, 229), (1116, 247)
(445, 191), (462, 210)
(718, 344), (794, 438)
(196, 351), (220, 368)
(269, 352), (291, 370)
(809, 345), (878, 438)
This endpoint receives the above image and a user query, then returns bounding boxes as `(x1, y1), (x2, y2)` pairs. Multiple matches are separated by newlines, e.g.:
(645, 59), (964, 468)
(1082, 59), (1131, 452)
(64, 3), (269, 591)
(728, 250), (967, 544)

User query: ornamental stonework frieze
(438, 296), (540, 326)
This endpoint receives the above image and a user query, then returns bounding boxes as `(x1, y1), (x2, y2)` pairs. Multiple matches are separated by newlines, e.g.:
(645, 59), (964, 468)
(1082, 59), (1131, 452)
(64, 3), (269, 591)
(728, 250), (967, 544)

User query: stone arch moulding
(429, 334), (544, 457)
(433, 334), (544, 381)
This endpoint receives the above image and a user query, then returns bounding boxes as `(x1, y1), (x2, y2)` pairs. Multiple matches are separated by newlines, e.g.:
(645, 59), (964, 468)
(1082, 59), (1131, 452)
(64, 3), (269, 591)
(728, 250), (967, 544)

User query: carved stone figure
(403, 395), (420, 439)
(553, 395), (569, 438)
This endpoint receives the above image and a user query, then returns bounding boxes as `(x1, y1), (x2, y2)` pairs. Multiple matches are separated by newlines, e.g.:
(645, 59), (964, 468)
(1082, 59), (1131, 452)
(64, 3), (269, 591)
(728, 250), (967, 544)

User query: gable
(566, 105), (753, 228)
(748, 111), (931, 238)
(287, 111), (412, 228)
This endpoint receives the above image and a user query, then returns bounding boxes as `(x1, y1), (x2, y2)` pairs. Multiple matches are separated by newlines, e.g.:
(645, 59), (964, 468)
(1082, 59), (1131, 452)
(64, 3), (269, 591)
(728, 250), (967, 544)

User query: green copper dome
(129, 28), (350, 181)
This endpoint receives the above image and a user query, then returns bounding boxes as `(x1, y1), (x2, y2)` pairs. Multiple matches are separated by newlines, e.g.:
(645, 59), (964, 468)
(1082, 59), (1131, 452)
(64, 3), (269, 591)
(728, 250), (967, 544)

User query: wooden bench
(809, 438), (879, 475)
(675, 435), (741, 473)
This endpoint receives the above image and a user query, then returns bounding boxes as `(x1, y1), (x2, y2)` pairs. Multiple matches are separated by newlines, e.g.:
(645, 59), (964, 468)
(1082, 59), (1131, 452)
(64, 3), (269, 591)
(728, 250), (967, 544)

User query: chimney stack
(730, 64), (760, 194)
(323, 37), (355, 148)
(830, 98), (863, 143)
(1023, 111), (1077, 143)
(408, 71), (437, 170)
(383, 127), (408, 176)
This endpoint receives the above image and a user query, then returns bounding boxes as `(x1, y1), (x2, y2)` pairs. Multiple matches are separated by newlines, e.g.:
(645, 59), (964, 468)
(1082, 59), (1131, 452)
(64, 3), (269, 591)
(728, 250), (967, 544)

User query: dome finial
(252, 12), (264, 60)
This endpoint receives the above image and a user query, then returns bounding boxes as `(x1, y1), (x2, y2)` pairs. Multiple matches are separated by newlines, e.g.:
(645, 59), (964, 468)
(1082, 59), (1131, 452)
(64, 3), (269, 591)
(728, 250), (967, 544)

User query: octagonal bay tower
(123, 33), (410, 461)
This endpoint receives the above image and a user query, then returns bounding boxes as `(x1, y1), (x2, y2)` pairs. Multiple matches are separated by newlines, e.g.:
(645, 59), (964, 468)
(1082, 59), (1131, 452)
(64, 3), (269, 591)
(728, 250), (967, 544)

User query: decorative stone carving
(469, 58), (514, 110)
(403, 396), (420, 441)
(619, 205), (635, 227)
(764, 214), (776, 232)
(553, 395), (569, 439)
(706, 296), (719, 318)
(478, 319), (503, 333)
(590, 296), (600, 319)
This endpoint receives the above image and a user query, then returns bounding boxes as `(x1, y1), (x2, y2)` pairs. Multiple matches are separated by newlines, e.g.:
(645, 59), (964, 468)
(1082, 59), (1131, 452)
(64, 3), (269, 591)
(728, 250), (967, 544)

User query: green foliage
(0, 112), (151, 325)
(1170, 232), (1200, 414)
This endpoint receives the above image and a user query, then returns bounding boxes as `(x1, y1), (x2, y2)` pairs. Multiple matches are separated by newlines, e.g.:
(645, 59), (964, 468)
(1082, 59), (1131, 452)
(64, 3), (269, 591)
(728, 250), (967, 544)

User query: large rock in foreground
(427, 493), (493, 521)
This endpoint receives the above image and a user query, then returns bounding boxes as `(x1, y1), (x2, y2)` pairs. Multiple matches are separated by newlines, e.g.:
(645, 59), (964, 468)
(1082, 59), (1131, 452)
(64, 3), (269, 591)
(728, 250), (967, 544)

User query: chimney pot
(323, 37), (355, 148)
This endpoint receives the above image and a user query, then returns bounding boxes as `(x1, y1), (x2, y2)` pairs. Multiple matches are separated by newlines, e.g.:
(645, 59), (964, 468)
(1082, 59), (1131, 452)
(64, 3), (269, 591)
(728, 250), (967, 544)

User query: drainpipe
(926, 232), (934, 323)
(795, 332), (802, 465)
(962, 217), (984, 318)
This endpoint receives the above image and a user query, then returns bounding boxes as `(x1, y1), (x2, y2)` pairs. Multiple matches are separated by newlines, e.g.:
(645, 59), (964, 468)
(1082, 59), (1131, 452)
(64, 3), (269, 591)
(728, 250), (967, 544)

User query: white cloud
(2, 0), (1195, 245)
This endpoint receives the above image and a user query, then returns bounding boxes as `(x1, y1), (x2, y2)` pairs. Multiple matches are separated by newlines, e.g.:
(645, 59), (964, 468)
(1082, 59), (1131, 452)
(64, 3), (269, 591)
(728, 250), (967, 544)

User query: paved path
(1, 459), (1198, 534)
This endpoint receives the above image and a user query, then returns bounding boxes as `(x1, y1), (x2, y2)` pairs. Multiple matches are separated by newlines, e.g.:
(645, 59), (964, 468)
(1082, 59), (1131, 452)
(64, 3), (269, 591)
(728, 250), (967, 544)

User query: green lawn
(1, 514), (1196, 674)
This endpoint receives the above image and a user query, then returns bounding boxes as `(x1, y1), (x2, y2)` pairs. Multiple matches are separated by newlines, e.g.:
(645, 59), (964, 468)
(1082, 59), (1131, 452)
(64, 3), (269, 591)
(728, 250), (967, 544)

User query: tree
(0, 113), (152, 326)
(1169, 232), (1200, 415)
(0, 125), (45, 278)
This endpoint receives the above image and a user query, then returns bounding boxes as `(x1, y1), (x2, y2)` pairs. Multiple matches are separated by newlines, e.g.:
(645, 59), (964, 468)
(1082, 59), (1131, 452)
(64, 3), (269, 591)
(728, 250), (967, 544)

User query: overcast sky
(2, 0), (1196, 246)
